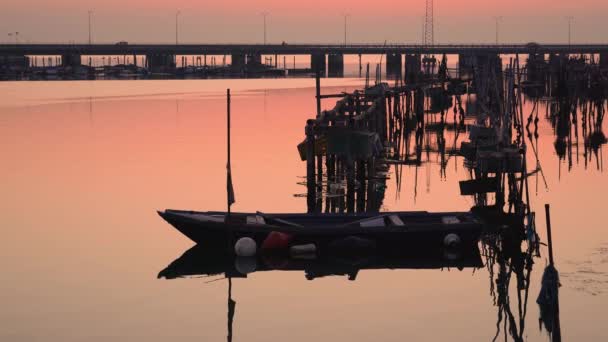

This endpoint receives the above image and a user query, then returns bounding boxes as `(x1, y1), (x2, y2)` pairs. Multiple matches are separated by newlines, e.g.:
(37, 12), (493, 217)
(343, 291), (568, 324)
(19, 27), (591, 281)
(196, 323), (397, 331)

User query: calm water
(1, 78), (607, 341)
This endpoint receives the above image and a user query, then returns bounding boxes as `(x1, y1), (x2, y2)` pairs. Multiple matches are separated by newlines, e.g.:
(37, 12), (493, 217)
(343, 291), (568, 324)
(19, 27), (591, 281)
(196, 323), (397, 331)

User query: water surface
(1, 78), (607, 341)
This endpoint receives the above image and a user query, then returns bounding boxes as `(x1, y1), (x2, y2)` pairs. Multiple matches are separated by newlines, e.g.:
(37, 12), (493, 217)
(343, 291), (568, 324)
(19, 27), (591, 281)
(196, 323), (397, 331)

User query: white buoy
(443, 233), (461, 248)
(235, 237), (257, 257)
(235, 257), (257, 274)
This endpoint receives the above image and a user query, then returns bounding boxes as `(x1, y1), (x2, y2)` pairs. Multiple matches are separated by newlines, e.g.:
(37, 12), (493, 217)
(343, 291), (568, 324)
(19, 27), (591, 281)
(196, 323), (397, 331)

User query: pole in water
(545, 204), (554, 266)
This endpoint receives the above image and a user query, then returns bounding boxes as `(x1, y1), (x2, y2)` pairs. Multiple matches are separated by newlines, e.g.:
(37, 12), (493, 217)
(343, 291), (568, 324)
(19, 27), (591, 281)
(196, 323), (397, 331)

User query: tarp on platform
(298, 129), (383, 161)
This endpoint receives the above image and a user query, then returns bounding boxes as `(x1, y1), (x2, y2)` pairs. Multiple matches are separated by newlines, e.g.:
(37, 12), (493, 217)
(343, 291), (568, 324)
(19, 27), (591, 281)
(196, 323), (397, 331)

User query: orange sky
(1, 1), (607, 43)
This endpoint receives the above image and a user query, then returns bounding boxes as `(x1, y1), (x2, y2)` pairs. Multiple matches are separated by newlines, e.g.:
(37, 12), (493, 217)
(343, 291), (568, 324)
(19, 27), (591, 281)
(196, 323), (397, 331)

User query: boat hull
(158, 210), (483, 253)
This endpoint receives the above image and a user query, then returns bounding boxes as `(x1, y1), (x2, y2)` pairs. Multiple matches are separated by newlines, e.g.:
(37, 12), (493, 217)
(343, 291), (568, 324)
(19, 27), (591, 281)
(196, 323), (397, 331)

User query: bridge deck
(2, 44), (608, 56)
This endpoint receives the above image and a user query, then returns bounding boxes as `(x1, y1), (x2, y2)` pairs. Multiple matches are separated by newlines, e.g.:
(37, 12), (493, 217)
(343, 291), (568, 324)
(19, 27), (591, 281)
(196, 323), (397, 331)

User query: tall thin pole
(261, 12), (269, 45)
(343, 14), (350, 46)
(315, 70), (321, 116)
(566, 16), (574, 46)
(494, 16), (502, 45)
(88, 11), (92, 45)
(227, 88), (232, 217)
(175, 10), (181, 45)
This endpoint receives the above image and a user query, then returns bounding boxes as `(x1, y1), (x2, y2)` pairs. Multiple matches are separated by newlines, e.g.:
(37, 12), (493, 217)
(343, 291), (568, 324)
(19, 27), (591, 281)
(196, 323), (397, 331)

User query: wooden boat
(158, 91), (483, 255)
(157, 209), (483, 253)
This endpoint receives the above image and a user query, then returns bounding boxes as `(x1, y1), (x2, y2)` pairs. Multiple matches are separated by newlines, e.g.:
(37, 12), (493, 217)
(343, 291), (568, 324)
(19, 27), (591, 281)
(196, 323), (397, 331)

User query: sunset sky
(1, 0), (607, 44)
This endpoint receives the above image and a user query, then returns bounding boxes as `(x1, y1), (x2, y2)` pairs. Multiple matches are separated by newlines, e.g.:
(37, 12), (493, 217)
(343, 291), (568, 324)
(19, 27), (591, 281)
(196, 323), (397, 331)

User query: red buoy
(261, 231), (293, 250)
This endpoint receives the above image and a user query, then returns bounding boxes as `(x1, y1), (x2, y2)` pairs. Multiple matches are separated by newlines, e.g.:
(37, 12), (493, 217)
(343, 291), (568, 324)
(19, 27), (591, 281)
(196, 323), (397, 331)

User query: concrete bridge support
(527, 53), (546, 83)
(548, 53), (568, 72)
(311, 53), (326, 77)
(0, 55), (30, 71)
(246, 53), (262, 66)
(327, 53), (344, 77)
(145, 53), (176, 73)
(61, 53), (82, 67)
(459, 53), (502, 76)
(386, 53), (402, 79)
(600, 53), (608, 69)
(458, 53), (475, 77)
(231, 53), (246, 70)
(405, 54), (421, 84)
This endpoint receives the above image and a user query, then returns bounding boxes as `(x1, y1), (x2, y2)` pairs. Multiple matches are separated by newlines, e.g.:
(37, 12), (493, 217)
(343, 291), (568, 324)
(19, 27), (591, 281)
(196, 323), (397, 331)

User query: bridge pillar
(459, 53), (502, 75)
(246, 53), (262, 66)
(458, 53), (475, 77)
(386, 53), (402, 79)
(311, 53), (326, 77)
(0, 55), (30, 72)
(327, 53), (344, 77)
(548, 53), (568, 72)
(145, 53), (176, 73)
(61, 54), (81, 67)
(231, 53), (246, 70)
(600, 53), (608, 69)
(405, 54), (421, 83)
(527, 53), (546, 83)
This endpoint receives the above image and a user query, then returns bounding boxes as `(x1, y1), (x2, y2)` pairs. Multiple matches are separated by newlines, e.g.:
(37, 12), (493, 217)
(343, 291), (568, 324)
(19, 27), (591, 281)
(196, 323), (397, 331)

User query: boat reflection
(158, 244), (483, 281)
(158, 215), (559, 342)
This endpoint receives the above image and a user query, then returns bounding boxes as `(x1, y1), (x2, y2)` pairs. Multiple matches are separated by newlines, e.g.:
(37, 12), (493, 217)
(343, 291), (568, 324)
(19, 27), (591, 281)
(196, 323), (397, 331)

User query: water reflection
(298, 86), (606, 216)
(159, 218), (547, 341)
(154, 56), (606, 341)
(159, 244), (484, 281)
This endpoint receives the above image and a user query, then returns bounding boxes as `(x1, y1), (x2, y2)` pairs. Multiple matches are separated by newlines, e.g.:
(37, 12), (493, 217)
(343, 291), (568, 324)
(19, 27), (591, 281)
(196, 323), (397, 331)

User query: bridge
(2, 43), (608, 76)
(2, 43), (608, 55)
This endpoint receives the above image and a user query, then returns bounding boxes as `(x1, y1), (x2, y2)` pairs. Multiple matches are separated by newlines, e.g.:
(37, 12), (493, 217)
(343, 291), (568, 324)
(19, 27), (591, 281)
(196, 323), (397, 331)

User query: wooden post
(306, 120), (316, 213)
(315, 70), (321, 117)
(366, 158), (375, 211)
(325, 154), (334, 213)
(337, 161), (345, 213)
(365, 63), (370, 89)
(356, 161), (366, 212)
(346, 161), (355, 213)
(316, 154), (323, 212)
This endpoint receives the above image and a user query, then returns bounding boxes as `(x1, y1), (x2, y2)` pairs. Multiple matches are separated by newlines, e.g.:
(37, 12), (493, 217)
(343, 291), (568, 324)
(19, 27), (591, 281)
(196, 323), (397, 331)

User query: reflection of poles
(537, 204), (561, 341)
(483, 234), (534, 342)
(227, 278), (236, 342)
(545, 204), (554, 266)
(306, 120), (316, 213)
